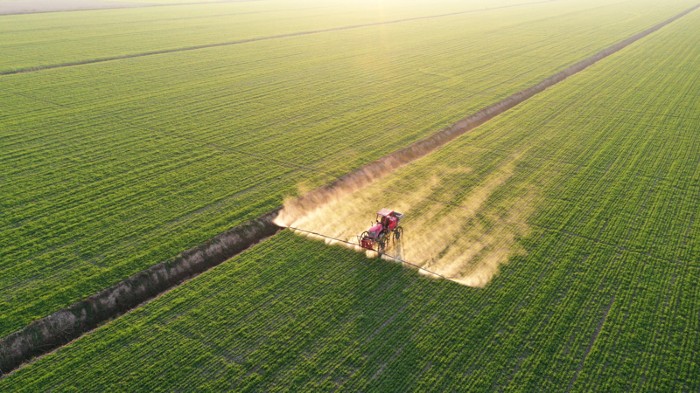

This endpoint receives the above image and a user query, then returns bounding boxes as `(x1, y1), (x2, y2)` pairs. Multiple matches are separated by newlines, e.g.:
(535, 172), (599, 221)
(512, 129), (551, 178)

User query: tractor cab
(376, 208), (402, 231)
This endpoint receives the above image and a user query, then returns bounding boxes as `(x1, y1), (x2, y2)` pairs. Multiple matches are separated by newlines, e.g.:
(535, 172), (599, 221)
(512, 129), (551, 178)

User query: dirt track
(1, 2), (699, 377)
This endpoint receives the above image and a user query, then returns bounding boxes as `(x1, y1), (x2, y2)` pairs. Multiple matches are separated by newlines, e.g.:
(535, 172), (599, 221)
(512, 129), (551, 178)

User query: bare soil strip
(1, 3), (697, 376)
(0, 0), (559, 75)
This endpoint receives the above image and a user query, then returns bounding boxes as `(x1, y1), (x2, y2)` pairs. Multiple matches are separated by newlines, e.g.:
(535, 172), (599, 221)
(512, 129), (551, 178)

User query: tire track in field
(1, 2), (698, 377)
(0, 0), (561, 76)
(566, 295), (616, 392)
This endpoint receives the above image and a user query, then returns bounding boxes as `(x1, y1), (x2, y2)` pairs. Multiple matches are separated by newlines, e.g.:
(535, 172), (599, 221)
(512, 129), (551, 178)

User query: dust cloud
(275, 153), (536, 288)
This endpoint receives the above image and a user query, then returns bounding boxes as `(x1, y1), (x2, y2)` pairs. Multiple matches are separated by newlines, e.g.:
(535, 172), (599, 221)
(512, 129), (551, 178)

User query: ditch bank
(0, 210), (281, 374)
(1, 2), (698, 376)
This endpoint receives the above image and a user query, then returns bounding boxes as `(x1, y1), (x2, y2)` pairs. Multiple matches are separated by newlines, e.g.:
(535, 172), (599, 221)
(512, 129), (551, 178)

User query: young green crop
(4, 0), (695, 338)
(2, 6), (697, 391)
(0, 0), (633, 73)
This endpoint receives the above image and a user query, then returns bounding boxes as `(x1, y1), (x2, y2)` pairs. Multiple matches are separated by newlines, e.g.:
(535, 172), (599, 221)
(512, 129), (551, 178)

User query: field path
(1, 1), (698, 376)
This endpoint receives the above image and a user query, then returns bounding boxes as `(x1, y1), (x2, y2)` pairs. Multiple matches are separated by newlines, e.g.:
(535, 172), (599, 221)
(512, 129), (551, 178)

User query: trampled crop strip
(1, 2), (697, 375)
(0, 0), (560, 75)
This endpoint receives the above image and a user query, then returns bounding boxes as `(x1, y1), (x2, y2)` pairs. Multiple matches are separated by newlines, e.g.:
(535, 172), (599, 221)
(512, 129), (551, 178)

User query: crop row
(2, 6), (698, 391)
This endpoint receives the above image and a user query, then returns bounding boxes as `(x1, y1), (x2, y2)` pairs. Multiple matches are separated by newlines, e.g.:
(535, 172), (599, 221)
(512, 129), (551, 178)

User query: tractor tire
(377, 238), (387, 254)
(394, 226), (403, 242)
(358, 231), (371, 249)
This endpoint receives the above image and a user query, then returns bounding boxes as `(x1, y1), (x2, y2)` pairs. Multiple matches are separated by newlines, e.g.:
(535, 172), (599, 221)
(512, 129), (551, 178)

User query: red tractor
(358, 208), (404, 253)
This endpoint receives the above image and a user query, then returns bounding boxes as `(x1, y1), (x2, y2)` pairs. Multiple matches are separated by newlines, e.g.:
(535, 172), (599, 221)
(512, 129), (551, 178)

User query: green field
(4, 0), (697, 338)
(279, 2), (700, 286)
(1, 0), (651, 73)
(1, 1), (697, 390)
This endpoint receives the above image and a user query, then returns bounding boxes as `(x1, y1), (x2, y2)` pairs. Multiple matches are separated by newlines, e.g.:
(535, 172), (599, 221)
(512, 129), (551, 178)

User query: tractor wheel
(394, 226), (403, 242)
(358, 231), (371, 249)
(358, 231), (369, 242)
(377, 238), (387, 254)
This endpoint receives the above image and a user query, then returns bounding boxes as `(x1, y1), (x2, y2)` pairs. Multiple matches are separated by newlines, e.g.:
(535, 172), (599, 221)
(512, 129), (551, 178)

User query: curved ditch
(1, 2), (698, 375)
